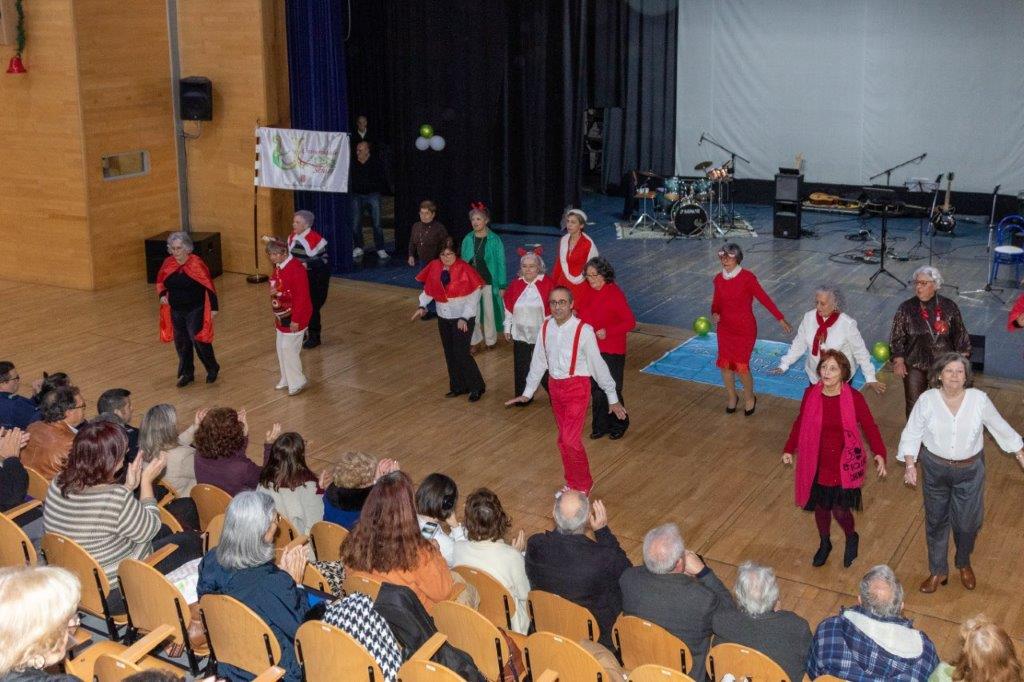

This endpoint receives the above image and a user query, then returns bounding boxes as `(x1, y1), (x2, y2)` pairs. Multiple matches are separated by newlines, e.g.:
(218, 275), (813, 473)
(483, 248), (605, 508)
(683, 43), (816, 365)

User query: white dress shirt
(503, 276), (546, 343)
(419, 287), (482, 321)
(898, 388), (1023, 462)
(778, 310), (877, 383)
(522, 315), (618, 403)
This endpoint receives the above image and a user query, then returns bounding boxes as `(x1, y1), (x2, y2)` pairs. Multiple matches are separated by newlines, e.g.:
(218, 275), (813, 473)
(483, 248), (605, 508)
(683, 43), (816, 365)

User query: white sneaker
(275, 381), (288, 390)
(377, 249), (389, 260)
(352, 247), (364, 259)
(288, 381), (308, 396)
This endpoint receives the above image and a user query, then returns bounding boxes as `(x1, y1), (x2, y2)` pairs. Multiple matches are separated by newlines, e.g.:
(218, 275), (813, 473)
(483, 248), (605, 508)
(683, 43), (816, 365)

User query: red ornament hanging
(6, 55), (25, 74)
(6, 0), (26, 74)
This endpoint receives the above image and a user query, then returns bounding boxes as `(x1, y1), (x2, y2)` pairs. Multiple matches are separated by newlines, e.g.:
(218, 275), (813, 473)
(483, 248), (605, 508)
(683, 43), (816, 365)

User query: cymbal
(694, 161), (712, 171)
(636, 170), (661, 179)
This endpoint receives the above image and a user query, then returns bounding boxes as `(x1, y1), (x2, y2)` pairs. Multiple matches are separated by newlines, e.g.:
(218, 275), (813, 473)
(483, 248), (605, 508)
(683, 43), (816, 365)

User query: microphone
(698, 132), (705, 146)
(918, 153), (927, 163)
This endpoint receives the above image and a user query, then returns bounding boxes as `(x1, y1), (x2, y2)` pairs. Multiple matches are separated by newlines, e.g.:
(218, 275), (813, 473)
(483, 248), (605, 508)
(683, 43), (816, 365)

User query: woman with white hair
(772, 285), (885, 394)
(287, 210), (330, 349)
(712, 561), (812, 682)
(197, 490), (310, 682)
(0, 566), (81, 682)
(899, 352), (1024, 594)
(267, 239), (312, 396)
(156, 231), (219, 387)
(460, 202), (507, 353)
(550, 208), (598, 308)
(503, 248), (554, 401)
(890, 265), (970, 416)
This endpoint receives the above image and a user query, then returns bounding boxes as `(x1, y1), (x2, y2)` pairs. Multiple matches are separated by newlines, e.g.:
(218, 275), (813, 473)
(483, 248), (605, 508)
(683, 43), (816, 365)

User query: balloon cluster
(871, 341), (891, 363)
(415, 124), (446, 152)
(692, 316), (711, 336)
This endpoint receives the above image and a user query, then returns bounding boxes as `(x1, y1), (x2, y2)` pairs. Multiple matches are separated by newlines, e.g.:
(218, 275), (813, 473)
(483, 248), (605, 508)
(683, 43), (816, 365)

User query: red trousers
(548, 376), (593, 493)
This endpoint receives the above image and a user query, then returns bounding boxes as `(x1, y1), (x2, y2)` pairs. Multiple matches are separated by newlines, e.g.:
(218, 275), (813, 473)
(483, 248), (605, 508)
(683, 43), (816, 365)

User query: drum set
(631, 159), (743, 239)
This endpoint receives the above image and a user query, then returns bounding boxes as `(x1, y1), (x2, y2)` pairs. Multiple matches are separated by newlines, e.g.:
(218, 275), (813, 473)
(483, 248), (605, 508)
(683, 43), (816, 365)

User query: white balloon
(429, 135), (446, 151)
(415, 136), (430, 151)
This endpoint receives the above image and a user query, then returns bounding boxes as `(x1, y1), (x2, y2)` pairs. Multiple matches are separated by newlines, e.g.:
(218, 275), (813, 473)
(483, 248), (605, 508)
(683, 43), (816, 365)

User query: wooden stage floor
(8, 272), (1024, 659)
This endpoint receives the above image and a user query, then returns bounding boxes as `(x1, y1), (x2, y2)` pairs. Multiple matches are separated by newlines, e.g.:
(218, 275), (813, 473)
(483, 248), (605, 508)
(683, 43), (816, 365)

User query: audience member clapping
(193, 407), (260, 495)
(322, 453), (396, 529)
(0, 427), (42, 536)
(342, 471), (458, 610)
(138, 404), (200, 495)
(712, 561), (812, 682)
(197, 490), (309, 682)
(21, 386), (84, 479)
(95, 388), (138, 459)
(452, 488), (530, 634)
(415, 473), (466, 566)
(931, 615), (1023, 682)
(0, 566), (81, 682)
(619, 523), (731, 682)
(807, 564), (939, 681)
(0, 361), (41, 429)
(258, 426), (323, 535)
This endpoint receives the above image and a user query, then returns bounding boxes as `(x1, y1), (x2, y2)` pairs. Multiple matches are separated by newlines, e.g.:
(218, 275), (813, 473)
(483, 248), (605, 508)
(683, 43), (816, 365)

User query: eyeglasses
(72, 402), (86, 410)
(2, 375), (18, 382)
(717, 251), (737, 259)
(549, 299), (572, 307)
(913, 280), (935, 286)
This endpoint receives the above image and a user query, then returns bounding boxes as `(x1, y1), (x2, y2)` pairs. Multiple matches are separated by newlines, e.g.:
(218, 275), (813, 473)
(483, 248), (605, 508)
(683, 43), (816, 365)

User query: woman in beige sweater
(138, 404), (200, 496)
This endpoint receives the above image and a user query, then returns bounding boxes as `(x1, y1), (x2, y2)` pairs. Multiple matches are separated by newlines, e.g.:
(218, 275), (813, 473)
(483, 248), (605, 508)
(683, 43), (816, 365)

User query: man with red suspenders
(506, 286), (627, 495)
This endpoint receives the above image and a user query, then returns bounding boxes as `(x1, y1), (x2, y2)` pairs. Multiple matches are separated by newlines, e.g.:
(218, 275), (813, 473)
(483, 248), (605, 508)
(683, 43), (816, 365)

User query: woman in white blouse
(898, 352), (1024, 594)
(503, 250), (554, 402)
(771, 285), (885, 395)
(138, 403), (200, 496)
(451, 488), (530, 634)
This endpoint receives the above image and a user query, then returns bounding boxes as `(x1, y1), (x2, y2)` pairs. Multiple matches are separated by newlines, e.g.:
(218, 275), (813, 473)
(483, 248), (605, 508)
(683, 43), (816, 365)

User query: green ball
(871, 341), (891, 363)
(693, 316), (711, 336)
(418, 124), (434, 138)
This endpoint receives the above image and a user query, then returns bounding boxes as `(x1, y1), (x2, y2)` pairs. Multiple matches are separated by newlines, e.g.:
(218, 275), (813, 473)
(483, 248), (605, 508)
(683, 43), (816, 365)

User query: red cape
(416, 258), (483, 302)
(1009, 294), (1024, 331)
(156, 254), (216, 343)
(503, 275), (554, 316)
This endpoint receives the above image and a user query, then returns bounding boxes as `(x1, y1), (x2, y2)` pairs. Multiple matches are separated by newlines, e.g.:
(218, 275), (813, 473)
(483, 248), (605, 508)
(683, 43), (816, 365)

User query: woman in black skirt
(782, 350), (888, 568)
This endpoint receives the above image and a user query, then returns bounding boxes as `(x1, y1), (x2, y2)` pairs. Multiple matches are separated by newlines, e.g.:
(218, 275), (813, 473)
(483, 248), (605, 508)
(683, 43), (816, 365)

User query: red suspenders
(541, 318), (586, 377)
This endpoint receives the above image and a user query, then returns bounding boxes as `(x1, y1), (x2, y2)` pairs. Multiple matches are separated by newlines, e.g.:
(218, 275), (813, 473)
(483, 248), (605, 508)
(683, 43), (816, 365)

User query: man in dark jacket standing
(619, 523), (732, 682)
(525, 491), (631, 649)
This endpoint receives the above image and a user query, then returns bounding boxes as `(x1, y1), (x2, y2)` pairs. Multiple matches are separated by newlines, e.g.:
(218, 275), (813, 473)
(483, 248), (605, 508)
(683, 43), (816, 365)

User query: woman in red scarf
(156, 232), (219, 387)
(411, 241), (487, 401)
(782, 350), (887, 568)
(550, 208), (598, 309)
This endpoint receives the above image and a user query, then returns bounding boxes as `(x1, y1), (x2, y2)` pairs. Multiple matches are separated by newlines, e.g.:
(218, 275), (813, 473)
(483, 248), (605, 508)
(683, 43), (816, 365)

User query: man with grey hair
(619, 523), (731, 681)
(525, 492), (631, 649)
(807, 564), (938, 680)
(712, 561), (811, 682)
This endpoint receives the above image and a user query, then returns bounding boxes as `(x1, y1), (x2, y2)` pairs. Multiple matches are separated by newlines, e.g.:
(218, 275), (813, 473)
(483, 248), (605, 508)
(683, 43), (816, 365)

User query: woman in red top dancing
(267, 239), (312, 395)
(782, 349), (887, 568)
(711, 243), (791, 415)
(550, 208), (598, 309)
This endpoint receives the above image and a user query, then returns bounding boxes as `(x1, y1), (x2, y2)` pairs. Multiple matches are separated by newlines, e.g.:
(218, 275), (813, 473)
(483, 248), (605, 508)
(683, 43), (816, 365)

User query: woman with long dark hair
(257, 429), (323, 535)
(415, 473), (465, 567)
(342, 471), (457, 610)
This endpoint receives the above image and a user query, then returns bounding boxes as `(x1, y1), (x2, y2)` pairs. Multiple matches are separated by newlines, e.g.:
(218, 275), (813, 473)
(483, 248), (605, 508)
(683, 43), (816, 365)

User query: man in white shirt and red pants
(507, 286), (627, 495)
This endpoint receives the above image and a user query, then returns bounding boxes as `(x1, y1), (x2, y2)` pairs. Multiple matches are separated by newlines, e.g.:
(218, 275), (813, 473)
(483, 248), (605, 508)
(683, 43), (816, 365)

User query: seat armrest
(4, 499), (41, 520)
(144, 544), (177, 566)
(120, 624), (176, 662)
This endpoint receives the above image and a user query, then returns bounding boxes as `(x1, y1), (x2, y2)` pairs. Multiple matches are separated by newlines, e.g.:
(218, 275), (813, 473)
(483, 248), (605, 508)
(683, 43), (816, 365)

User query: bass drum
(671, 202), (708, 237)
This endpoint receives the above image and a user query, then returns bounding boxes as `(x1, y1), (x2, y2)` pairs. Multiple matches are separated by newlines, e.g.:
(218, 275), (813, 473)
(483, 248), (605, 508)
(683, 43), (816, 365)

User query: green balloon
(871, 341), (891, 363)
(693, 316), (711, 336)
(419, 124), (434, 138)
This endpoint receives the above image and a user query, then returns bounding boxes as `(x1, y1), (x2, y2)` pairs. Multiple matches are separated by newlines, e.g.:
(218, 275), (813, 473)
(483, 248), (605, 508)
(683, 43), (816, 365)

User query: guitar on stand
(931, 172), (957, 234)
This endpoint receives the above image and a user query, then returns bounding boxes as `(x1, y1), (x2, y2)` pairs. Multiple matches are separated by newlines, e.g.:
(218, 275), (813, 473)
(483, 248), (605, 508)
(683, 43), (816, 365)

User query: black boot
(812, 536), (832, 567)
(843, 532), (859, 568)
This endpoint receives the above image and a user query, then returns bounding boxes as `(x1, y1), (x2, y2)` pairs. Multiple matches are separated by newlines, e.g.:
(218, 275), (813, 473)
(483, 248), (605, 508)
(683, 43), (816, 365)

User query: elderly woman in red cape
(411, 241), (487, 402)
(783, 349), (887, 569)
(156, 231), (219, 387)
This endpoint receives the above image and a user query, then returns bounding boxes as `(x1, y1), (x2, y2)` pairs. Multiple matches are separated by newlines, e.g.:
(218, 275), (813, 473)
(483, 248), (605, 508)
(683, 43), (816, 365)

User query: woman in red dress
(577, 256), (636, 440)
(782, 349), (887, 568)
(550, 208), (598, 310)
(711, 243), (791, 415)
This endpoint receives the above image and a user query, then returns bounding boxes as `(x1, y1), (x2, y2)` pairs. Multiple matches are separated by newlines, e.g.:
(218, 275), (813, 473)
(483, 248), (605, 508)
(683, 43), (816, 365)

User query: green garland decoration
(15, 0), (25, 56)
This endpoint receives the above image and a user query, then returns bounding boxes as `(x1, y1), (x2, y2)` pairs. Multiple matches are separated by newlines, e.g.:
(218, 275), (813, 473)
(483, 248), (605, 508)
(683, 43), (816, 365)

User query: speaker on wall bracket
(179, 76), (213, 121)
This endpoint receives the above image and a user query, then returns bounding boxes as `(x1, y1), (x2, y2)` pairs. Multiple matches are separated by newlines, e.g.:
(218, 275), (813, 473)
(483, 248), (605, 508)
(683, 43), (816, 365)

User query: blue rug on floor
(641, 333), (882, 401)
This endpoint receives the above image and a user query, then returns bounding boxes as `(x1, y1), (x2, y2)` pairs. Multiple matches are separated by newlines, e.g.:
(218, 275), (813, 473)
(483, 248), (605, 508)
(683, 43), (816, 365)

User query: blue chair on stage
(989, 215), (1024, 286)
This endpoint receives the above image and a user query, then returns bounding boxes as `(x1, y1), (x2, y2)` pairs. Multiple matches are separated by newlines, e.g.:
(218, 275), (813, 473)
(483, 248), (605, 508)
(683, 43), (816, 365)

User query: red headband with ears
(516, 246), (544, 257)
(470, 201), (488, 211)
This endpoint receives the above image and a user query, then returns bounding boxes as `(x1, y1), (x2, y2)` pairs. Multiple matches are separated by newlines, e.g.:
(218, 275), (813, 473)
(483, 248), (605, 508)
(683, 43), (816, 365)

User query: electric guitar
(931, 172), (956, 233)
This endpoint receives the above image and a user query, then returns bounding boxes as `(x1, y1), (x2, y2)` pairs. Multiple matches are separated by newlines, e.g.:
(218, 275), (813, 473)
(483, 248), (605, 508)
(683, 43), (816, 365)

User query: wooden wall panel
(176, 0), (291, 275)
(73, 0), (181, 288)
(0, 0), (93, 289)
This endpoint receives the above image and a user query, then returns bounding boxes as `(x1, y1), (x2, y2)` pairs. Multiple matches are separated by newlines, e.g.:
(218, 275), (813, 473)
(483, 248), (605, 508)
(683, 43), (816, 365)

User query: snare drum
(670, 202), (708, 237)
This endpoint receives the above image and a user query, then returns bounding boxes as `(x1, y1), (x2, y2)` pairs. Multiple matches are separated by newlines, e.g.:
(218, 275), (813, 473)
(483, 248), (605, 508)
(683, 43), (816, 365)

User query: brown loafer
(919, 574), (948, 593)
(959, 566), (976, 590)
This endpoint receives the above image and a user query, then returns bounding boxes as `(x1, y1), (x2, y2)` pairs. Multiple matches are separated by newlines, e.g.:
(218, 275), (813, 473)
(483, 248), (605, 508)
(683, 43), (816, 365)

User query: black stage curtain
(347, 0), (609, 252)
(600, 0), (678, 192)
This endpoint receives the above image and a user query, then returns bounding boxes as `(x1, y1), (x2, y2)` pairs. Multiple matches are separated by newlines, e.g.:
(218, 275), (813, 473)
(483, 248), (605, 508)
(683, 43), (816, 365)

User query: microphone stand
(700, 134), (751, 233)
(959, 184), (1006, 304)
(869, 152), (927, 187)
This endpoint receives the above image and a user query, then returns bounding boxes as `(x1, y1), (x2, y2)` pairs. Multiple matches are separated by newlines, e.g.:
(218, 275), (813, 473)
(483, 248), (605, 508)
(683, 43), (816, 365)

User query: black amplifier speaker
(773, 172), (803, 239)
(145, 231), (223, 283)
(180, 76), (213, 121)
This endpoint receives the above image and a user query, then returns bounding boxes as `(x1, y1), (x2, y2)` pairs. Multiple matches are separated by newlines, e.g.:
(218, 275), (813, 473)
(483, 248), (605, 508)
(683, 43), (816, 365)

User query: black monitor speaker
(774, 173), (803, 239)
(180, 76), (213, 121)
(775, 173), (803, 202)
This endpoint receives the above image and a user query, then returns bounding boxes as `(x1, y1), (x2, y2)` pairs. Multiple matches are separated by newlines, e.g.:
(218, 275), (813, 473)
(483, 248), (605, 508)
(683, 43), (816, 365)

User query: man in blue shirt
(0, 362), (40, 430)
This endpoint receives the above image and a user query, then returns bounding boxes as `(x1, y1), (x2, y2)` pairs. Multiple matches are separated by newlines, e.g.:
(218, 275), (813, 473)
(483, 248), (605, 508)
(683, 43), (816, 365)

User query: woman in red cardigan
(782, 350), (887, 568)
(577, 256), (636, 440)
(550, 208), (598, 310)
(267, 239), (312, 395)
(711, 242), (791, 415)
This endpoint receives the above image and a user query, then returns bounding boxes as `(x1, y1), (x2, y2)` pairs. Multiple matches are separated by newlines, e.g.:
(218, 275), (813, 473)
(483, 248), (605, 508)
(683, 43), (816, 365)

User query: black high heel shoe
(843, 532), (859, 568)
(744, 396), (757, 416)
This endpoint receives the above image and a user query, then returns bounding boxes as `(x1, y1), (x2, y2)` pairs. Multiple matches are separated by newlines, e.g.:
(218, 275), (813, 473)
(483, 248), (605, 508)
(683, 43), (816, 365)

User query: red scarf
(155, 255), (216, 343)
(919, 298), (948, 335)
(416, 258), (483, 302)
(794, 383), (866, 507)
(812, 311), (840, 355)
